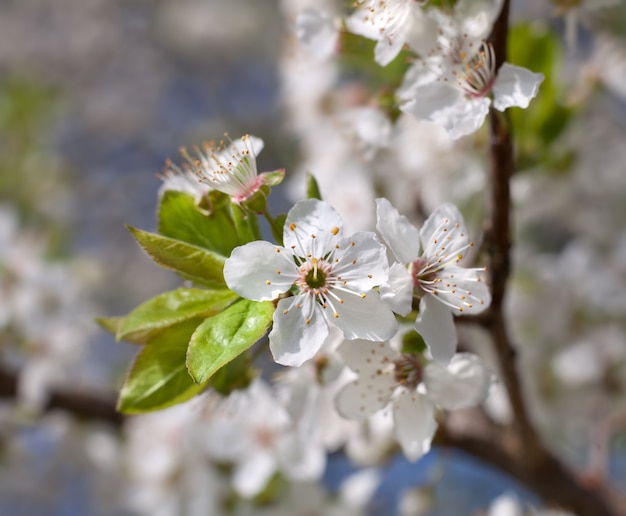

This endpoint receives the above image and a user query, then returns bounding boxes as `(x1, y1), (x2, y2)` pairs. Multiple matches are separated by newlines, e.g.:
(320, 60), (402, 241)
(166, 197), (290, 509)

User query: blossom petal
(375, 197), (421, 264)
(419, 203), (469, 261)
(224, 241), (296, 301)
(402, 82), (463, 123)
(433, 266), (491, 315)
(374, 36), (407, 67)
(380, 262), (414, 316)
(231, 134), (264, 158)
(270, 296), (329, 367)
(337, 339), (400, 375)
(283, 199), (343, 257)
(455, 0), (504, 39)
(295, 8), (338, 60)
(415, 294), (457, 364)
(232, 450), (276, 498)
(332, 231), (389, 292)
(345, 4), (385, 41)
(346, 1), (413, 67)
(423, 353), (493, 409)
(329, 291), (398, 342)
(392, 390), (437, 462)
(397, 60), (439, 99)
(335, 374), (396, 420)
(492, 63), (544, 111)
(401, 83), (490, 139)
(278, 433), (326, 481)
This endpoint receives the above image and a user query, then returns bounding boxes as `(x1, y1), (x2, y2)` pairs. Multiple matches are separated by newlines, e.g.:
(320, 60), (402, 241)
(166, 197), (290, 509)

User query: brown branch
(471, 1), (626, 514)
(436, 421), (626, 516)
(484, 0), (541, 458)
(0, 362), (124, 426)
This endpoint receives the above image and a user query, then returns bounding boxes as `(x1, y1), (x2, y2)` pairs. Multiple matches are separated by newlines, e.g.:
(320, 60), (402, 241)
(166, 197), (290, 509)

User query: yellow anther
(331, 227), (339, 235)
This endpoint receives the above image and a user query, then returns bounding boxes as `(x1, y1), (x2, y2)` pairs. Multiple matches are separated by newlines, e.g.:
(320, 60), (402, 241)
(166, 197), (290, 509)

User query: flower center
(449, 41), (496, 99)
(297, 257), (334, 295)
(304, 258), (327, 289)
(393, 354), (422, 390)
(410, 257), (437, 293)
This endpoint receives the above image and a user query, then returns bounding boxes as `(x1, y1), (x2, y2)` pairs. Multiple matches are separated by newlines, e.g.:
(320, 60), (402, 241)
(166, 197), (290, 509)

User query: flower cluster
(224, 194), (493, 460)
(299, 0), (543, 139)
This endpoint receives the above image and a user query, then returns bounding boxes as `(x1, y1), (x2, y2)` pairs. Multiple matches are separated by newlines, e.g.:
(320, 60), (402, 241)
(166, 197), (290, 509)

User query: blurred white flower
(346, 0), (437, 67)
(295, 8), (338, 60)
(203, 379), (326, 498)
(336, 339), (492, 461)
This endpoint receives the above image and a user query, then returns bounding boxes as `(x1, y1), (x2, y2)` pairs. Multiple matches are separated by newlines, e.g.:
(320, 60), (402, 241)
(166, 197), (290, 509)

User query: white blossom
(398, 1), (542, 139)
(346, 0), (437, 67)
(224, 199), (398, 366)
(376, 198), (491, 363)
(203, 379), (326, 498)
(174, 134), (284, 203)
(335, 339), (492, 461)
(159, 159), (210, 202)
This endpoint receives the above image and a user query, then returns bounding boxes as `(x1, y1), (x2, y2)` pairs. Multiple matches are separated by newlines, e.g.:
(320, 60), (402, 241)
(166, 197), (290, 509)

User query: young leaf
(95, 316), (125, 336)
(186, 299), (274, 384)
(117, 288), (238, 343)
(305, 172), (322, 200)
(127, 226), (228, 289)
(117, 319), (207, 414)
(158, 190), (242, 256)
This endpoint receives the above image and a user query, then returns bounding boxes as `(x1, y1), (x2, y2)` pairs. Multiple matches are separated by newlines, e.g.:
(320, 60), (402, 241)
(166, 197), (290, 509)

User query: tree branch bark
(474, 1), (626, 514)
(0, 361), (123, 426)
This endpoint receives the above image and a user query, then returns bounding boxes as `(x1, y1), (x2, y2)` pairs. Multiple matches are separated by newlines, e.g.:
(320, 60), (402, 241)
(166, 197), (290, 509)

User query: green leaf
(209, 353), (257, 396)
(95, 316), (124, 336)
(117, 319), (207, 414)
(117, 288), (238, 343)
(260, 168), (285, 186)
(127, 226), (228, 289)
(186, 299), (274, 384)
(305, 172), (322, 200)
(508, 22), (580, 171)
(158, 190), (242, 256)
(96, 315), (147, 345)
(402, 330), (427, 355)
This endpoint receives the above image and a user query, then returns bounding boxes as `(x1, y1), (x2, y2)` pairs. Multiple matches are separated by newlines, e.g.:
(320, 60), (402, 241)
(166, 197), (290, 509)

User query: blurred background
(0, 0), (625, 514)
